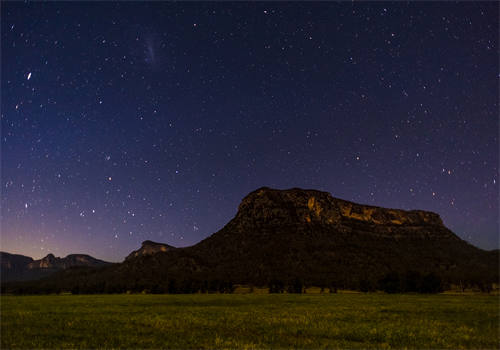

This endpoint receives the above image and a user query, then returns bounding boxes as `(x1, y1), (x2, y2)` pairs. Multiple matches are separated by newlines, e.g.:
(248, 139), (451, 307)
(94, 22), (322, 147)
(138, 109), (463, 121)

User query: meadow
(1, 293), (498, 349)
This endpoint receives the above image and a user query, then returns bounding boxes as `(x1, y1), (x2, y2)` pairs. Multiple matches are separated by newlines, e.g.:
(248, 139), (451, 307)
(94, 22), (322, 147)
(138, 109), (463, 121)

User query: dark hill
(3, 187), (498, 293)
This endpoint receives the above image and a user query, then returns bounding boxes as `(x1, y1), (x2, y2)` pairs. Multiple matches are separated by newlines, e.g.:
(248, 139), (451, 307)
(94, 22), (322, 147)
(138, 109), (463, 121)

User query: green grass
(1, 293), (498, 349)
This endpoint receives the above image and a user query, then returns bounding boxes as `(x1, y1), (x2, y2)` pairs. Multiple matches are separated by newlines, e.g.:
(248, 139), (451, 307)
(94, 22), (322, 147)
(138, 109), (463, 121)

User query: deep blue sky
(1, 2), (498, 262)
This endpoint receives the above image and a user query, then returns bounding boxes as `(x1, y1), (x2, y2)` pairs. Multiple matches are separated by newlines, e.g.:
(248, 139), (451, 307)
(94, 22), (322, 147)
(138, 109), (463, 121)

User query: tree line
(2, 263), (496, 295)
(1, 270), (455, 295)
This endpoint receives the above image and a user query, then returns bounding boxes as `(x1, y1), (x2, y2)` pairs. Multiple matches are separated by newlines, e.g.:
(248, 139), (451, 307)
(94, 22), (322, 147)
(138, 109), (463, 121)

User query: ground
(1, 293), (498, 349)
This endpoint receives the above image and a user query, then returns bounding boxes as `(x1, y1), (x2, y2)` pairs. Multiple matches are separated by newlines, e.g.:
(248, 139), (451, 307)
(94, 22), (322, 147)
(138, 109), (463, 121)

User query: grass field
(1, 293), (498, 349)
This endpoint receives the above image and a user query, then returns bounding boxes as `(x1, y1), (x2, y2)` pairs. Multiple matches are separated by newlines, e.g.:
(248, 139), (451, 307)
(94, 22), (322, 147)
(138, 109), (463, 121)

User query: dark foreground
(1, 293), (498, 349)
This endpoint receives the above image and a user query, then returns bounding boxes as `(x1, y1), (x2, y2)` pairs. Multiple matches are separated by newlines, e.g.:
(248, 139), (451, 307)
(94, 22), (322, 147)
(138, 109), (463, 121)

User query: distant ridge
(1, 251), (111, 282)
(2, 187), (498, 292)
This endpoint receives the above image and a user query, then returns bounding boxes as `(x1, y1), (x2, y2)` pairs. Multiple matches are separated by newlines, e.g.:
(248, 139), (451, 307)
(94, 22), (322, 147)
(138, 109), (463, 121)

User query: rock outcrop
(27, 253), (57, 269)
(125, 240), (176, 261)
(234, 187), (444, 229)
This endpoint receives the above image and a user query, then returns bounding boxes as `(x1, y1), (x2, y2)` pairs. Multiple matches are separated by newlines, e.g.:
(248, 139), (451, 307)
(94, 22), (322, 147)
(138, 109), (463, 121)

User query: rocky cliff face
(221, 187), (454, 243)
(125, 240), (176, 261)
(236, 187), (443, 227)
(28, 254), (57, 269)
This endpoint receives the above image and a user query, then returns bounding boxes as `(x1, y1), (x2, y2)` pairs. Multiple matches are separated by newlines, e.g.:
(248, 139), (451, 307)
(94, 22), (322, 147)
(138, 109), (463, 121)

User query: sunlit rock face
(231, 187), (445, 235)
(28, 253), (57, 269)
(125, 240), (176, 261)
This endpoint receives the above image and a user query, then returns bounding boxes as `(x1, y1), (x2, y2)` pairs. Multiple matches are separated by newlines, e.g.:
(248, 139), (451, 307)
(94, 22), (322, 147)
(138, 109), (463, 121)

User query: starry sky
(1, 2), (498, 262)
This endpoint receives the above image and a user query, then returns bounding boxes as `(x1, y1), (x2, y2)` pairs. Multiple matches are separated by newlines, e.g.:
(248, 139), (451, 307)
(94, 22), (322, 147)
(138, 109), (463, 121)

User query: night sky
(1, 2), (498, 262)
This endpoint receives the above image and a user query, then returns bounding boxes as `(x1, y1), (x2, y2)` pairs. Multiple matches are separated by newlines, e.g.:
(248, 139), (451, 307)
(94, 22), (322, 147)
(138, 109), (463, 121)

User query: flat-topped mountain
(125, 240), (176, 261)
(3, 187), (498, 293)
(1, 252), (111, 282)
(183, 187), (492, 285)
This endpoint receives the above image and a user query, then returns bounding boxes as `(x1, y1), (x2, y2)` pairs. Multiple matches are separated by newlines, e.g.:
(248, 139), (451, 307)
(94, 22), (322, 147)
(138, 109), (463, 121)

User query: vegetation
(1, 293), (498, 349)
(4, 266), (496, 295)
